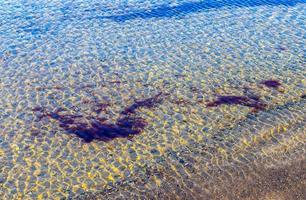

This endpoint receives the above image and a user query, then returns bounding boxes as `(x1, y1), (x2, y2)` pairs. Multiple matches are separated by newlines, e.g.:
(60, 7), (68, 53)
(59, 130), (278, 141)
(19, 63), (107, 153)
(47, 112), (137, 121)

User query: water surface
(0, 0), (305, 199)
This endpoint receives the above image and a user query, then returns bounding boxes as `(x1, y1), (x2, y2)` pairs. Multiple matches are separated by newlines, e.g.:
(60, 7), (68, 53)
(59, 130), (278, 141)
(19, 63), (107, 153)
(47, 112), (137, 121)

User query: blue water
(0, 0), (305, 199)
(101, 0), (305, 21)
(1, 0), (305, 37)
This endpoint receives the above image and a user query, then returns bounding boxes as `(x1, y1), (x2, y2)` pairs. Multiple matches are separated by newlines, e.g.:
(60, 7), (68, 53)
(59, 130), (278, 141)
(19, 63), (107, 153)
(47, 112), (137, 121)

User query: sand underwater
(0, 0), (305, 199)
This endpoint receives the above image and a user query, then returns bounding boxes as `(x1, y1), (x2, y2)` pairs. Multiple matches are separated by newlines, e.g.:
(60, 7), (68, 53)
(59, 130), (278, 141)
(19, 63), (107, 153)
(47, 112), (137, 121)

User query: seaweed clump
(121, 92), (165, 115)
(260, 79), (281, 89)
(33, 93), (165, 143)
(206, 95), (266, 111)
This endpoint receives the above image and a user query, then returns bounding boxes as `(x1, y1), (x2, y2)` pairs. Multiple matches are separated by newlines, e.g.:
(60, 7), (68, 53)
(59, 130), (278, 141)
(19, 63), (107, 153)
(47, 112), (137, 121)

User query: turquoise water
(0, 0), (305, 199)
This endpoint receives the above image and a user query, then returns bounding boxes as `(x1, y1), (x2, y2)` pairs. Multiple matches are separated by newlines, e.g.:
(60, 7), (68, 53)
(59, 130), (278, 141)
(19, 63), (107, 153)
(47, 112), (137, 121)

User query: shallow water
(0, 0), (305, 199)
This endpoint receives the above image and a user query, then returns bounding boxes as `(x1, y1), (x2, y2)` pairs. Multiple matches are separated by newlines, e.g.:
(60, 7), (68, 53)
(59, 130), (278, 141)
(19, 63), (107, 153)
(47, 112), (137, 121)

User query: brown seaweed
(121, 92), (165, 115)
(260, 79), (281, 89)
(33, 93), (165, 143)
(33, 107), (147, 143)
(206, 95), (266, 110)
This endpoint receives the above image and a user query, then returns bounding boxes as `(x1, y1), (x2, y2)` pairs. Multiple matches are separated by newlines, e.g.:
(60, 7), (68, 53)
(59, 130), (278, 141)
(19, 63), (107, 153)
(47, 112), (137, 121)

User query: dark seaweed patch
(260, 80), (281, 89)
(33, 108), (147, 143)
(206, 95), (266, 110)
(33, 93), (165, 143)
(121, 92), (165, 115)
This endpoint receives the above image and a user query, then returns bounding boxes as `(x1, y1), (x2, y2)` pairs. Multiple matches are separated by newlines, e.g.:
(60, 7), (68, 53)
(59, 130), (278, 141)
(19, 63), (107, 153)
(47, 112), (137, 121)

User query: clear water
(0, 0), (305, 199)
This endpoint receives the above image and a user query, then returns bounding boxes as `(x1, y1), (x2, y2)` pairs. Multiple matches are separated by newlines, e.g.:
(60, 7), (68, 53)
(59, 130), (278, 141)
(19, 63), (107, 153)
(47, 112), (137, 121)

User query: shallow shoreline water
(0, 0), (305, 199)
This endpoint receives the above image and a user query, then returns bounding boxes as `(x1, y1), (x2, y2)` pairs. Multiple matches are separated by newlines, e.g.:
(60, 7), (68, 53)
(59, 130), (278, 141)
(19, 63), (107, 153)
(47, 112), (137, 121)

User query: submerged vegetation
(33, 93), (167, 143)
(260, 79), (282, 89)
(32, 79), (285, 142)
(121, 92), (165, 115)
(206, 95), (267, 110)
(206, 79), (284, 111)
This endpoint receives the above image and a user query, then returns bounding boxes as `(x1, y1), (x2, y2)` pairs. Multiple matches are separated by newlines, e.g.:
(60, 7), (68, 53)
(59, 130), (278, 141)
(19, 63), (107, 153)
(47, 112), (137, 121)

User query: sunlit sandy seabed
(0, 0), (305, 199)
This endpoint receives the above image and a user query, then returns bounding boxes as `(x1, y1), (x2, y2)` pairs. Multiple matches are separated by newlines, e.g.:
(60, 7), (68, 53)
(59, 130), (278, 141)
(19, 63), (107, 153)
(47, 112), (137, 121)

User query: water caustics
(0, 0), (305, 199)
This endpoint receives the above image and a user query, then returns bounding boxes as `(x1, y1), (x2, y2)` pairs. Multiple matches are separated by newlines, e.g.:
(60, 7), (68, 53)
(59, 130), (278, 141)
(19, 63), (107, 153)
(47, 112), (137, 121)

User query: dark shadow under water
(95, 0), (305, 22)
(14, 0), (305, 36)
